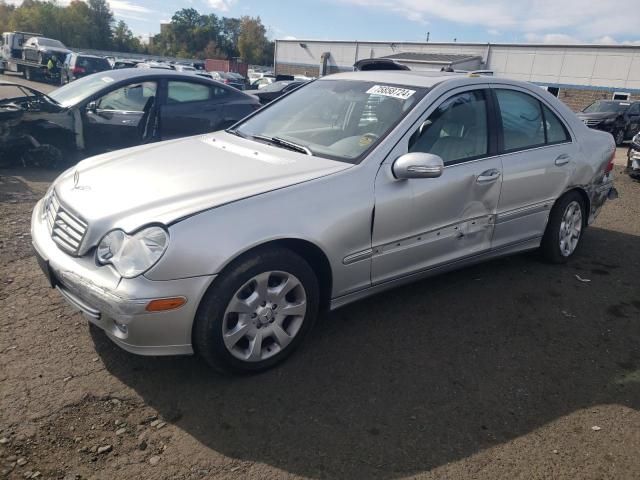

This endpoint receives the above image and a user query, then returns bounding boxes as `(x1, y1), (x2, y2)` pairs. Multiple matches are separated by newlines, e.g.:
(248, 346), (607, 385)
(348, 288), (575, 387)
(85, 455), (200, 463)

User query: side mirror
(392, 152), (444, 179)
(86, 101), (98, 113)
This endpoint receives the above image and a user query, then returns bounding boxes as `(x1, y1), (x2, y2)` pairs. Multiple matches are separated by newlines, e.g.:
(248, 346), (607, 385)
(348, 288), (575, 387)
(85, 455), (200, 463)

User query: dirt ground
(1, 74), (640, 479)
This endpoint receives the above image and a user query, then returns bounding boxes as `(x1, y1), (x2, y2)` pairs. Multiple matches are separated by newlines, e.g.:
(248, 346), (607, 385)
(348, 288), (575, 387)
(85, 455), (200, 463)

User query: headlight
(96, 226), (169, 278)
(603, 117), (616, 124)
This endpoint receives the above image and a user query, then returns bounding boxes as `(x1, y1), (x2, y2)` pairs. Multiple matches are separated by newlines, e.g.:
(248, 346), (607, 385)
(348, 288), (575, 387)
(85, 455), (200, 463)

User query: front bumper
(31, 199), (215, 356)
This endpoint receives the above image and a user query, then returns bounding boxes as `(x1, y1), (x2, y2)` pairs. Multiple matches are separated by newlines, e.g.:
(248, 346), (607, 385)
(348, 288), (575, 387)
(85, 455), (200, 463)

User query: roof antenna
(426, 32), (430, 42)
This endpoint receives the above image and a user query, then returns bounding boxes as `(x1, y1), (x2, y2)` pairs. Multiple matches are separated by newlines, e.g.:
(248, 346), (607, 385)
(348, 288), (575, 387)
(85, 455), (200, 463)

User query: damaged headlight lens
(96, 226), (169, 278)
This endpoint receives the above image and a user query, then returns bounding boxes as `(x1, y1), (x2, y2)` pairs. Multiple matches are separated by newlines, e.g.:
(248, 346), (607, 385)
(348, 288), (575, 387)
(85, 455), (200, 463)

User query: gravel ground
(0, 76), (639, 479)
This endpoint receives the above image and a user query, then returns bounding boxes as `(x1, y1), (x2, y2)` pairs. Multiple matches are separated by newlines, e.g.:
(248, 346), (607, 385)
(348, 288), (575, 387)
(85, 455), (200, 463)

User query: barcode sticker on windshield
(367, 85), (415, 100)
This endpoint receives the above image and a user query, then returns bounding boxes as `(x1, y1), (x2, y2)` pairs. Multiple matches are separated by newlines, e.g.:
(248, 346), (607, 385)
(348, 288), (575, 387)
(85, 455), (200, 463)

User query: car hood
(53, 132), (351, 253)
(576, 112), (618, 120)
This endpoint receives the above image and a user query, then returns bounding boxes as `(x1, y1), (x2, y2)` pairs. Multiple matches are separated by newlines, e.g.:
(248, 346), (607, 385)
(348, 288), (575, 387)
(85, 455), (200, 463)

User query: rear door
(490, 86), (576, 249)
(159, 80), (238, 139)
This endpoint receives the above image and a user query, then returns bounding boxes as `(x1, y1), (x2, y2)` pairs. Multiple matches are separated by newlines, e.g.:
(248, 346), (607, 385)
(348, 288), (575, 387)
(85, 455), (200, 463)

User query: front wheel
(614, 129), (625, 146)
(193, 247), (319, 373)
(540, 191), (585, 263)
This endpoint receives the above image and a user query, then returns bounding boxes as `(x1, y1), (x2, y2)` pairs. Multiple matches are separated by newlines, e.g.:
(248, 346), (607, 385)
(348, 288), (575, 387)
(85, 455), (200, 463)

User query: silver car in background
(31, 71), (618, 373)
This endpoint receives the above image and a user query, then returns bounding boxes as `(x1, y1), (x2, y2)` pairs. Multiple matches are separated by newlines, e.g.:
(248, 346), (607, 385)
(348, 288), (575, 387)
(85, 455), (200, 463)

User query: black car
(576, 100), (640, 146)
(61, 53), (112, 85)
(250, 80), (307, 105)
(0, 70), (260, 166)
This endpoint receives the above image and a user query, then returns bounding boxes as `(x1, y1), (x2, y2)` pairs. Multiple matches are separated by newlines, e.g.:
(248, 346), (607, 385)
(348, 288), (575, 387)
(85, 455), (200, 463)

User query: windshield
(235, 80), (425, 163)
(583, 101), (630, 113)
(38, 38), (65, 48)
(49, 73), (117, 107)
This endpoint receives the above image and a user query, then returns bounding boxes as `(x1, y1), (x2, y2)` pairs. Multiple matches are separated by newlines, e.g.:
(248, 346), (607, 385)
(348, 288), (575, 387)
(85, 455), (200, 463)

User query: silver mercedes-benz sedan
(32, 71), (618, 372)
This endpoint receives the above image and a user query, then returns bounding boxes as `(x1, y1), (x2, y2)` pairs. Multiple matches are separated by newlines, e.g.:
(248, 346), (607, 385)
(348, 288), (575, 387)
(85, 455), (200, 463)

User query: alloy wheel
(222, 271), (307, 362)
(559, 200), (582, 257)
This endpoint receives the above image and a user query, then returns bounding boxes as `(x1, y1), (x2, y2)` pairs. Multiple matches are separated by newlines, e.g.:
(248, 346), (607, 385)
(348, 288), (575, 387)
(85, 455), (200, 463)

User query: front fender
(144, 165), (377, 299)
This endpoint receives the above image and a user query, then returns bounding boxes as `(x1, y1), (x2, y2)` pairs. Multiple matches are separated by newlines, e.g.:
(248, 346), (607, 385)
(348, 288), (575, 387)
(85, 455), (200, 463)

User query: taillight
(72, 66), (85, 75)
(605, 150), (615, 174)
(224, 78), (230, 84)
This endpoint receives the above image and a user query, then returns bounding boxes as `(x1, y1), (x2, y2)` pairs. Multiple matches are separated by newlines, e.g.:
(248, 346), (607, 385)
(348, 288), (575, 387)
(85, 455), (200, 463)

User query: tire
(540, 191), (586, 263)
(22, 145), (63, 169)
(614, 129), (625, 146)
(193, 247), (319, 374)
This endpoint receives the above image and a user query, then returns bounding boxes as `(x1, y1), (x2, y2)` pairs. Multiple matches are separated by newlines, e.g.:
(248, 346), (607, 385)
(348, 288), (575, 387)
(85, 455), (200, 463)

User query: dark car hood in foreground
(54, 131), (351, 252)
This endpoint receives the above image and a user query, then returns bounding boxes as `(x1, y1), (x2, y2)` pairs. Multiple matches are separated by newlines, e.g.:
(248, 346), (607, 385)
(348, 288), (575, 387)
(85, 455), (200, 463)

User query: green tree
(87, 0), (113, 49)
(112, 20), (140, 53)
(237, 16), (270, 64)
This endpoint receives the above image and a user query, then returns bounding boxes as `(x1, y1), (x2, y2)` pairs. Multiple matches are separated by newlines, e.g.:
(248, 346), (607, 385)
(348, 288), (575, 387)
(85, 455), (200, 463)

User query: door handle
(476, 169), (501, 183)
(554, 153), (571, 166)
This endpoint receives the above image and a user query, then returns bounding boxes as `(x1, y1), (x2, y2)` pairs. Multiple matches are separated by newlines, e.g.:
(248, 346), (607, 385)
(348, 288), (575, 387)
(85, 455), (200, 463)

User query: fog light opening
(114, 321), (128, 334)
(146, 297), (187, 312)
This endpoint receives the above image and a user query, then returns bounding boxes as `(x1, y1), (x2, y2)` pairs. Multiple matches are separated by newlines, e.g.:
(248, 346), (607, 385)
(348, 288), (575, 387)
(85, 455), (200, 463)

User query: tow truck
(0, 31), (60, 83)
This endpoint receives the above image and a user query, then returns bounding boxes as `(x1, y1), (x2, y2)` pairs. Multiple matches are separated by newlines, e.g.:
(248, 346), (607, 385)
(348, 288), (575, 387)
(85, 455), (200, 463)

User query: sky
(6, 0), (640, 45)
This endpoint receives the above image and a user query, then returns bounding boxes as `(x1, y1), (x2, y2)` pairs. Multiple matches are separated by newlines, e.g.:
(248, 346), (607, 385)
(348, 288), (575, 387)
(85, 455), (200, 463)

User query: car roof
(330, 70), (549, 89)
(94, 69), (205, 81)
(72, 53), (108, 59)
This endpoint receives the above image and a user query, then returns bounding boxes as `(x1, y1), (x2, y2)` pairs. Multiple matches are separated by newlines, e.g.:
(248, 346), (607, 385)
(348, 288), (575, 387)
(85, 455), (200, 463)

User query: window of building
(409, 90), (489, 165)
(612, 92), (630, 101)
(546, 87), (559, 97)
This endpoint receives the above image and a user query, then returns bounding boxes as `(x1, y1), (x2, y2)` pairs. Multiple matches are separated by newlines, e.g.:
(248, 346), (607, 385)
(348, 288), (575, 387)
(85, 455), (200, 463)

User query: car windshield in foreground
(234, 79), (426, 163)
(583, 101), (629, 113)
(49, 73), (118, 107)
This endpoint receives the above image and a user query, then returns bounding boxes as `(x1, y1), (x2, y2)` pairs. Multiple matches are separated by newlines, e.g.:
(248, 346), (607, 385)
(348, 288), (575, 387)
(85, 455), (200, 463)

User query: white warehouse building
(274, 40), (640, 111)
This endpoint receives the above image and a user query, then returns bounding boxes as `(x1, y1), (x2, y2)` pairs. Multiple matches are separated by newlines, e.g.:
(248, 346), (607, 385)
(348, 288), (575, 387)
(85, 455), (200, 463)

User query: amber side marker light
(146, 297), (187, 312)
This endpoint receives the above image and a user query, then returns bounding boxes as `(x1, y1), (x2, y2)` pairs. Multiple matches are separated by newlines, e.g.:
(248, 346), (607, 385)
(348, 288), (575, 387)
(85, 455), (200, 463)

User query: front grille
(583, 119), (600, 127)
(44, 192), (88, 256)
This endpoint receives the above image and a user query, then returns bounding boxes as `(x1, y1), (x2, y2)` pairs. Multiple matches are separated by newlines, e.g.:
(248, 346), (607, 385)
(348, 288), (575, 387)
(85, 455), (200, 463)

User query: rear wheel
(193, 247), (319, 373)
(614, 129), (625, 146)
(540, 191), (585, 263)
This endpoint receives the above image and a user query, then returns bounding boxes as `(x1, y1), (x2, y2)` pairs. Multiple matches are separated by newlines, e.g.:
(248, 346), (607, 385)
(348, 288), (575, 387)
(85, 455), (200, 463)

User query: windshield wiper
(252, 134), (313, 156)
(226, 128), (247, 138)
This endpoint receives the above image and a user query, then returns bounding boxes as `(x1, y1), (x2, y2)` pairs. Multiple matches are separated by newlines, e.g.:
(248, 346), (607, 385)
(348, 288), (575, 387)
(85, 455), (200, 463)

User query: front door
(83, 80), (157, 155)
(372, 87), (503, 284)
(490, 86), (576, 249)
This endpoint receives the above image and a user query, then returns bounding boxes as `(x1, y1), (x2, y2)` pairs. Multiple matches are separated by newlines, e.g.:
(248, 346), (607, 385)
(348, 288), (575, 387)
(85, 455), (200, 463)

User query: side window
(167, 81), (212, 103)
(542, 104), (570, 144)
(409, 90), (489, 165)
(495, 89), (545, 151)
(96, 82), (157, 112)
(629, 103), (640, 115)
